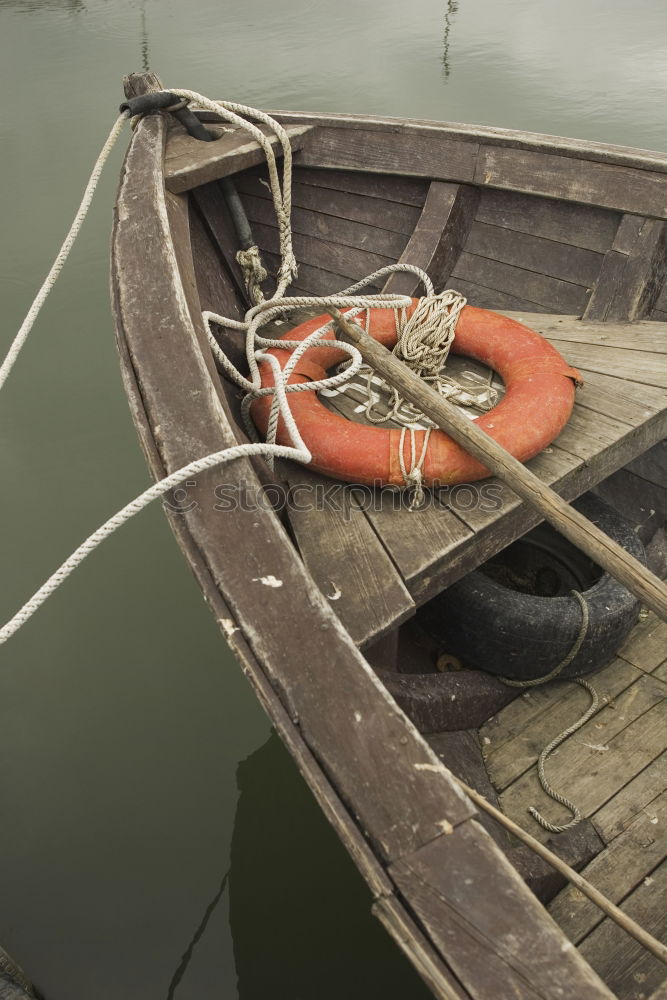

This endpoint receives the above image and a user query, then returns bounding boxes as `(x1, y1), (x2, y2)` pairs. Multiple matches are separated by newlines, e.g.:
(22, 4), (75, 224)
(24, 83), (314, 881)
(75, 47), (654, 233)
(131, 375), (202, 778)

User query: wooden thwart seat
(164, 122), (312, 193)
(283, 312), (667, 646)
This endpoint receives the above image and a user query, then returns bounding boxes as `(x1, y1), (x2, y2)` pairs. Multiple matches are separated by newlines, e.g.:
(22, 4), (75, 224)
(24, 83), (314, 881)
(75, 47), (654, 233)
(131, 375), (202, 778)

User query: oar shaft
(332, 310), (667, 622)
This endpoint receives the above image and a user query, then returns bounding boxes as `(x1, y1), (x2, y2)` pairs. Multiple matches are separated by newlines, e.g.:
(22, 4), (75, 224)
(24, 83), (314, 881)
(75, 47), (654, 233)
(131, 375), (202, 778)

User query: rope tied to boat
(236, 245), (267, 305)
(499, 590), (600, 834)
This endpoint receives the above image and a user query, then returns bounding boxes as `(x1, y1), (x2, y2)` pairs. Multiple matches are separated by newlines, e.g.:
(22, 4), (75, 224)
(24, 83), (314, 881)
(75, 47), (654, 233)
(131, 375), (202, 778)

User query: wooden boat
(112, 72), (667, 999)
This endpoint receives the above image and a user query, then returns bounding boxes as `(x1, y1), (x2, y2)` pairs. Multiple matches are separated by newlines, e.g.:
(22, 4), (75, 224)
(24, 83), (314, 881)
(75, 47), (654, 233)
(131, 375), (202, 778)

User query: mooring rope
(499, 591), (600, 833)
(0, 95), (442, 643)
(0, 112), (128, 392)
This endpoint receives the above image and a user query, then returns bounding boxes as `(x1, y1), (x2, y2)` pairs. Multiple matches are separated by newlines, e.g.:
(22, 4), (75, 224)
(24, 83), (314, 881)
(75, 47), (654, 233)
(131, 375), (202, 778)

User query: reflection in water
(442, 0), (459, 78)
(2, 0), (86, 10)
(140, 0), (149, 72)
(166, 868), (230, 1000)
(229, 733), (431, 1000)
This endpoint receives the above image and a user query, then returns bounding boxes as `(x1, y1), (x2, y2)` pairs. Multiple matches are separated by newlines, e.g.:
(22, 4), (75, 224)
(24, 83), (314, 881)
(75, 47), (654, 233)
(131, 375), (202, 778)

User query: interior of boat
(114, 81), (667, 1000)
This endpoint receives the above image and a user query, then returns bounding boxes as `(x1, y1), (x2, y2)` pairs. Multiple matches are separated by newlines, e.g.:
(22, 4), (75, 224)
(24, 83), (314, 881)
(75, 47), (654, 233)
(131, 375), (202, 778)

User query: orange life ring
(251, 302), (582, 487)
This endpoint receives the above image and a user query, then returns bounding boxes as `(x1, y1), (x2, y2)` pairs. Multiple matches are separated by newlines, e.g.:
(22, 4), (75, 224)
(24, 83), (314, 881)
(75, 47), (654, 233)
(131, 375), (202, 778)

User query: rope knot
(236, 245), (268, 305)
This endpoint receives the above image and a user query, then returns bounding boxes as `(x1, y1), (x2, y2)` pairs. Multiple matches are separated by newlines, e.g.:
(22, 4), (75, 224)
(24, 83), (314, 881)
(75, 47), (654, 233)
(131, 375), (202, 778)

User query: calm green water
(1, 2), (666, 997)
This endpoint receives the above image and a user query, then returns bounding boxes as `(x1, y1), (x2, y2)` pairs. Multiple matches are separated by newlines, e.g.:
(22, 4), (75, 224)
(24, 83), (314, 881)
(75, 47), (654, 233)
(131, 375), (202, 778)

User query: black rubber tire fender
(417, 494), (646, 682)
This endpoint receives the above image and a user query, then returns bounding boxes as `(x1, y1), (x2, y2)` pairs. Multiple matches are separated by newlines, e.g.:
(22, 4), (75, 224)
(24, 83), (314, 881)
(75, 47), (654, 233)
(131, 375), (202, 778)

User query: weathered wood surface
(191, 181), (250, 304)
(382, 182), (479, 296)
(626, 439), (667, 487)
(265, 108), (667, 174)
(475, 188), (620, 253)
(426, 730), (513, 849)
(115, 112), (489, 867)
(280, 462), (415, 647)
(451, 252), (592, 313)
(255, 112), (667, 220)
(464, 219), (604, 287)
(372, 894), (472, 1000)
(336, 311), (667, 619)
(593, 751), (667, 844)
(499, 677), (667, 843)
(236, 168), (424, 234)
(549, 788), (667, 944)
(585, 215), (667, 321)
(577, 859), (667, 999)
(473, 145), (667, 219)
(482, 655), (644, 792)
(388, 820), (615, 1000)
(164, 122), (312, 193)
(617, 611), (667, 673)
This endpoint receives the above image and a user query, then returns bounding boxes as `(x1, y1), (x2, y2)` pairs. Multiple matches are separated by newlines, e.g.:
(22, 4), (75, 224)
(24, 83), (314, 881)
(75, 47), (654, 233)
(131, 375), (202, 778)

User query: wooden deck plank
(547, 340), (667, 389)
(593, 752), (667, 843)
(383, 182), (479, 296)
(475, 188), (620, 254)
(504, 314), (667, 354)
(483, 657), (643, 792)
(499, 688), (667, 843)
(281, 464), (415, 648)
(464, 220), (604, 287)
(617, 612), (667, 673)
(280, 310), (667, 603)
(577, 859), (667, 1000)
(388, 820), (615, 1000)
(451, 252), (590, 313)
(548, 788), (667, 944)
(164, 123), (312, 193)
(235, 171), (424, 234)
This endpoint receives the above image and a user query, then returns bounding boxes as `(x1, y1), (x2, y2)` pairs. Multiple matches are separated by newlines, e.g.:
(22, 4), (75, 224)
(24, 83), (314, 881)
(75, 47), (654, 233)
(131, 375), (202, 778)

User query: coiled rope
(335, 289), (497, 506)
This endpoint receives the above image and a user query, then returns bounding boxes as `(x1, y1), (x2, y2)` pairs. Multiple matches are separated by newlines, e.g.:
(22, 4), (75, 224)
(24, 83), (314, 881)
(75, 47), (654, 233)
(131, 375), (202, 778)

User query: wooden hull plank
(236, 169), (425, 234)
(389, 820), (615, 1000)
(474, 145), (667, 219)
(475, 188), (620, 254)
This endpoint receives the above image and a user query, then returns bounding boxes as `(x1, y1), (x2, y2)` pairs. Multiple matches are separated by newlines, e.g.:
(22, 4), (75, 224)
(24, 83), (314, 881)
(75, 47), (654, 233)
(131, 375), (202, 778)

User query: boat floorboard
(279, 312), (667, 645)
(479, 612), (667, 999)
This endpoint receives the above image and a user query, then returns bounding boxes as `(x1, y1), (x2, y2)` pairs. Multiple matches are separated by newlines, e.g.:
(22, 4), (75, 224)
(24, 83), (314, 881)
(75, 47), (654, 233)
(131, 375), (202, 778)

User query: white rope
(335, 289), (498, 496)
(0, 94), (433, 643)
(0, 113), (129, 392)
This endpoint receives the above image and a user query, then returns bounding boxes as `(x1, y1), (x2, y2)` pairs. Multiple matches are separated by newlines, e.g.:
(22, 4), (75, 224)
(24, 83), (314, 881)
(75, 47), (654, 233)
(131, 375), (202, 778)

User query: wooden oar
(331, 309), (667, 622)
